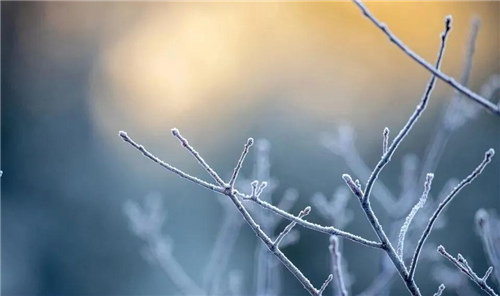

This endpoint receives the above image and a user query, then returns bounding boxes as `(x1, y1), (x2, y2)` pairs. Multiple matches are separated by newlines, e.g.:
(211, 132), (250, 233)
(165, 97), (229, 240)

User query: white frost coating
(433, 284), (446, 296)
(171, 128), (227, 187)
(353, 0), (500, 115)
(120, 130), (335, 295)
(228, 138), (254, 188)
(274, 206), (310, 247)
(397, 173), (434, 259)
(383, 127), (390, 155)
(410, 149), (495, 280)
(438, 246), (498, 296)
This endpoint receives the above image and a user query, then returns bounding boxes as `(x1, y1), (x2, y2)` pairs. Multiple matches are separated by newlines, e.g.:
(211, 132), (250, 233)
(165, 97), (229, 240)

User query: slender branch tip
(445, 15), (453, 30)
(119, 130), (128, 139)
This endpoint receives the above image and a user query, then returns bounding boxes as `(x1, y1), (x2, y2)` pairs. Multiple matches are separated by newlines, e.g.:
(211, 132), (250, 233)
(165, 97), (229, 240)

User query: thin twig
(228, 138), (254, 188)
(274, 206), (311, 247)
(363, 15), (452, 203)
(418, 17), (481, 194)
(409, 149), (495, 279)
(120, 130), (333, 296)
(382, 127), (390, 155)
(342, 16), (453, 296)
(240, 194), (382, 249)
(352, 0), (500, 116)
(119, 131), (223, 193)
(438, 246), (498, 296)
(171, 128), (227, 187)
(433, 284), (446, 296)
(397, 173), (434, 259)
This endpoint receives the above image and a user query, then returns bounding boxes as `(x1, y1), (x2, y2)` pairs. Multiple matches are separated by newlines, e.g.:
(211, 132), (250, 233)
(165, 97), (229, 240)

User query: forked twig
(438, 246), (498, 296)
(409, 149), (495, 279)
(120, 130), (334, 296)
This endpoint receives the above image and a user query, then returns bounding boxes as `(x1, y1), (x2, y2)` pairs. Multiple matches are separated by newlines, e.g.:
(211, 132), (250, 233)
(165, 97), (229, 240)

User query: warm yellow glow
(78, 2), (499, 137)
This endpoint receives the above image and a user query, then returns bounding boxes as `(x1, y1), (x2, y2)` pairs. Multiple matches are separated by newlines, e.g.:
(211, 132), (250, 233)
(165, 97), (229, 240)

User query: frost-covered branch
(363, 15), (452, 204)
(120, 6), (499, 295)
(433, 284), (446, 296)
(382, 127), (389, 155)
(240, 192), (382, 249)
(120, 130), (333, 296)
(333, 16), (453, 296)
(397, 173), (434, 259)
(433, 264), (480, 296)
(352, 0), (500, 116)
(409, 149), (495, 279)
(119, 131), (224, 194)
(438, 245), (498, 296)
(419, 17), (481, 191)
(321, 126), (397, 213)
(273, 206), (310, 248)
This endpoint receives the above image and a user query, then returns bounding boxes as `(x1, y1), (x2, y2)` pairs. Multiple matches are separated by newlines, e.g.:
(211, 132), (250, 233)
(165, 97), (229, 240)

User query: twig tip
(445, 15), (453, 28)
(119, 130), (128, 139)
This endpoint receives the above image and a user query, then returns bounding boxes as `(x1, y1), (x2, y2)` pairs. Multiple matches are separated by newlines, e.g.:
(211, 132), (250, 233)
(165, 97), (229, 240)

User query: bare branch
(409, 149), (495, 279)
(171, 128), (227, 186)
(342, 174), (364, 201)
(229, 138), (254, 188)
(363, 15), (452, 203)
(433, 284), (446, 296)
(382, 127), (390, 155)
(273, 206), (311, 247)
(240, 192), (383, 249)
(120, 129), (337, 296)
(420, 18), (482, 190)
(119, 131), (223, 193)
(438, 246), (498, 296)
(397, 173), (434, 259)
(322, 126), (397, 212)
(319, 274), (334, 296)
(352, 0), (500, 116)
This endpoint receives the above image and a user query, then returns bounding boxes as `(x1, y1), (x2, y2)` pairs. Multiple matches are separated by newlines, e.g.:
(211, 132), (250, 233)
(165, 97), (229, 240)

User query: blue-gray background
(2, 2), (499, 295)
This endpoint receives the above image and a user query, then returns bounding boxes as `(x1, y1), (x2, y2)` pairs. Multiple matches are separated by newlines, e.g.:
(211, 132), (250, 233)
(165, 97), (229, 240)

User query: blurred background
(1, 1), (499, 295)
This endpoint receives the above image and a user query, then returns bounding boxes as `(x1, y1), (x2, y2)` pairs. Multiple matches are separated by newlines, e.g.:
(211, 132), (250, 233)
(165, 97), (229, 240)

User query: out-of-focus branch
(124, 196), (205, 296)
(475, 209), (500, 285)
(329, 236), (348, 296)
